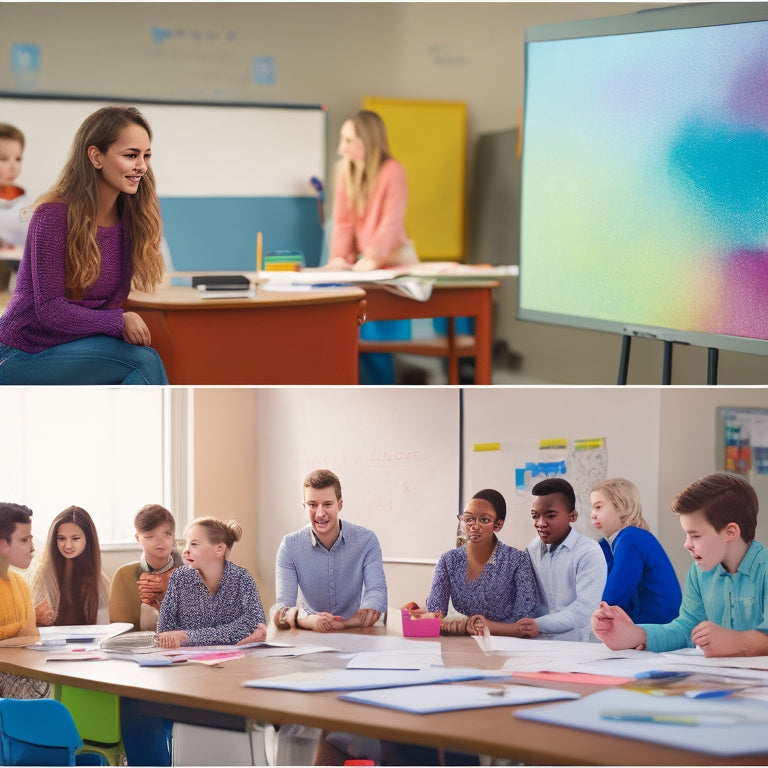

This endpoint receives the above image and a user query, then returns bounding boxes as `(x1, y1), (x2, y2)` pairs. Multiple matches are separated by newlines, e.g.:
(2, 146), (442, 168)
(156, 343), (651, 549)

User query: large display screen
(519, 3), (768, 355)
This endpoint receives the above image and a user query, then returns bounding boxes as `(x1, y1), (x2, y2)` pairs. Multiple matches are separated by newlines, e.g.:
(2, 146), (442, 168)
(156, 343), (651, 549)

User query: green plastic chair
(55, 687), (126, 766)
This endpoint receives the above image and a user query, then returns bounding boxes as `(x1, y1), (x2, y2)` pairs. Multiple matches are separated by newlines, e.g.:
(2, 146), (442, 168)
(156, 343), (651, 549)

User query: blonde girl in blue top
(590, 478), (681, 624)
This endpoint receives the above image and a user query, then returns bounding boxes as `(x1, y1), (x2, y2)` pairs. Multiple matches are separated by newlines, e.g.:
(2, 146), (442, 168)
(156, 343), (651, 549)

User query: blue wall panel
(160, 197), (324, 271)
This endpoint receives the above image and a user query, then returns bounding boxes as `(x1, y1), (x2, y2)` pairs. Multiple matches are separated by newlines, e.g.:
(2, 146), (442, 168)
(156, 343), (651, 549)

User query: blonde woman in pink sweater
(328, 111), (418, 272)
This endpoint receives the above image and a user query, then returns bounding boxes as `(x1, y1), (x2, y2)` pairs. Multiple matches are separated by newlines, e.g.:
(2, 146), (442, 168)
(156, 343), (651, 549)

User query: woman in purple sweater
(0, 106), (167, 384)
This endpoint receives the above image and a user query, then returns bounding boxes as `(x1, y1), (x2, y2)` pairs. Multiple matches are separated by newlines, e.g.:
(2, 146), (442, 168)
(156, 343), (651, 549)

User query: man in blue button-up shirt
(271, 469), (387, 633)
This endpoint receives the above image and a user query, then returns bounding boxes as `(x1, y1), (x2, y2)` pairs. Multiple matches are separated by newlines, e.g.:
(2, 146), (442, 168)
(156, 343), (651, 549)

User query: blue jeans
(120, 697), (172, 766)
(0, 336), (168, 385)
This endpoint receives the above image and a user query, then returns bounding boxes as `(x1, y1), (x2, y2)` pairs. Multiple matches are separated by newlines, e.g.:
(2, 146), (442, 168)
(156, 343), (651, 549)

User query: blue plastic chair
(0, 697), (84, 765)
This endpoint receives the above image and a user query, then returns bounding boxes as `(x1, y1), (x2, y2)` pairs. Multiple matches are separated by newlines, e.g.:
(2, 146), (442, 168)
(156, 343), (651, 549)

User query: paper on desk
(23, 622), (134, 649)
(479, 636), (617, 672)
(247, 644), (335, 658)
(346, 649), (444, 670)
(338, 682), (579, 714)
(286, 632), (441, 656)
(45, 650), (106, 662)
(663, 648), (768, 672)
(243, 666), (510, 693)
(515, 689), (768, 756)
(512, 670), (634, 685)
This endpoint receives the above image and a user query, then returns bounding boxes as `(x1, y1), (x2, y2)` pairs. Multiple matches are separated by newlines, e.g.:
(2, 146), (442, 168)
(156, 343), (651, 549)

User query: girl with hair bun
(157, 517), (266, 648)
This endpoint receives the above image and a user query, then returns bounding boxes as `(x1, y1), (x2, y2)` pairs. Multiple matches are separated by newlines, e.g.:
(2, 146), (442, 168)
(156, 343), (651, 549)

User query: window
(0, 388), (190, 549)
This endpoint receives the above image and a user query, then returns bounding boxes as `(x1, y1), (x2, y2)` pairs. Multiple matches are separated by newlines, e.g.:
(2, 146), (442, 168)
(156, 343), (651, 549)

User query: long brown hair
(339, 110), (392, 213)
(36, 105), (164, 298)
(44, 506), (104, 625)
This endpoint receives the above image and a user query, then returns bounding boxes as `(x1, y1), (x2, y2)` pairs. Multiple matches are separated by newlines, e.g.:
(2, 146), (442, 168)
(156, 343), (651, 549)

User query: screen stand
(618, 337), (721, 384)
(708, 348), (719, 385)
(617, 335), (631, 385)
(662, 341), (673, 385)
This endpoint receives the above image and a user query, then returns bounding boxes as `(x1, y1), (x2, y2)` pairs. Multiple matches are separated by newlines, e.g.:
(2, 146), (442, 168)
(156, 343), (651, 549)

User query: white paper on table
(338, 682), (579, 714)
(346, 650), (444, 670)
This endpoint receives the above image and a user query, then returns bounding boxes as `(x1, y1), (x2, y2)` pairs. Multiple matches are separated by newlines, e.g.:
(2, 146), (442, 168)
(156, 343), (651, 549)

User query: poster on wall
(718, 407), (768, 477)
(467, 436), (608, 546)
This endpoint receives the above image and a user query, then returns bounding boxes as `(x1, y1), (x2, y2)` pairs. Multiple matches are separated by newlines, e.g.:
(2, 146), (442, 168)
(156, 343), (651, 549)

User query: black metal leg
(707, 348), (719, 385)
(618, 335), (631, 385)
(662, 341), (673, 385)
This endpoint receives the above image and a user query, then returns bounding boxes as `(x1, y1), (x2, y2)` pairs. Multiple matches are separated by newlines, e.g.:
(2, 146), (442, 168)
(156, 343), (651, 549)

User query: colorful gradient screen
(520, 6), (768, 354)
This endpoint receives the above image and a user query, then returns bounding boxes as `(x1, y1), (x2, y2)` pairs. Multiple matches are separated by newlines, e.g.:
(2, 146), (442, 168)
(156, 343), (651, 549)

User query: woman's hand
(325, 257), (353, 271)
(34, 599), (55, 626)
(156, 630), (189, 649)
(123, 311), (151, 346)
(466, 615), (489, 636)
(352, 257), (378, 272)
(237, 623), (268, 645)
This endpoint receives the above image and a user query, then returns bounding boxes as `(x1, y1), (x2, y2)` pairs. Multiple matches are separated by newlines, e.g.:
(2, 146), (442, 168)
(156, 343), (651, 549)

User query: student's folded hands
(157, 630), (189, 649)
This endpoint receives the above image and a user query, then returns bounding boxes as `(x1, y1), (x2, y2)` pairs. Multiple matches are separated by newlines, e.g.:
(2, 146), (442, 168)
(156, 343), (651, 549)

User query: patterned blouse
(426, 539), (538, 622)
(157, 560), (265, 645)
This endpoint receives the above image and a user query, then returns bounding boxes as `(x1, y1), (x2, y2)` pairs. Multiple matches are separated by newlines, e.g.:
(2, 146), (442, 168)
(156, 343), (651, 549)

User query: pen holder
(401, 609), (440, 637)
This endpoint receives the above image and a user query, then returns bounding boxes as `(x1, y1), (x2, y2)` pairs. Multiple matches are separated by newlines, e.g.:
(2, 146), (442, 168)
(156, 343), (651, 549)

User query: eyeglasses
(457, 514), (497, 526)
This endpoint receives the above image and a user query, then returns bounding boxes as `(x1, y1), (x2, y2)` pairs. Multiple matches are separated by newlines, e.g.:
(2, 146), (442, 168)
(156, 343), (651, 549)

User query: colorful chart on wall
(363, 96), (466, 262)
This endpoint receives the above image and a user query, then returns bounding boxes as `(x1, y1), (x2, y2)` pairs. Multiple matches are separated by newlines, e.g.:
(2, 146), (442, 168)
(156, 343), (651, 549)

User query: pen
(600, 709), (766, 726)
(634, 670), (690, 680)
(684, 689), (736, 699)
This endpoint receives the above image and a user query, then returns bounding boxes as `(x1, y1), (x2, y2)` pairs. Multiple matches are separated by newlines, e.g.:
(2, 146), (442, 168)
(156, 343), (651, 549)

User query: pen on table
(684, 689), (737, 699)
(634, 670), (690, 680)
(256, 231), (263, 272)
(600, 709), (766, 726)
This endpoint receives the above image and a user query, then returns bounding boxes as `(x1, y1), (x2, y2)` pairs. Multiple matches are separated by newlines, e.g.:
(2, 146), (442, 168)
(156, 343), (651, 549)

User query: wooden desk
(361, 281), (498, 385)
(1, 632), (764, 765)
(125, 285), (366, 385)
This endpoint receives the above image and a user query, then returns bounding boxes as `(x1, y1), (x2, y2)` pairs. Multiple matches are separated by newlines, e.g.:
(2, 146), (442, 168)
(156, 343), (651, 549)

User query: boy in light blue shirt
(592, 472), (768, 657)
(516, 478), (606, 642)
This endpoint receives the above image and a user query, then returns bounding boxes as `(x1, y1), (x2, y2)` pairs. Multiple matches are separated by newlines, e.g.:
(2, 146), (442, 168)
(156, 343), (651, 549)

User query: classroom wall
(11, 1), (754, 384)
(174, 386), (768, 613)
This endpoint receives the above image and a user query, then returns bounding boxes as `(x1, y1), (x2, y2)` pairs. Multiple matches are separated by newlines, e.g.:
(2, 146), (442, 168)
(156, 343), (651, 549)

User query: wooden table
(125, 285), (366, 385)
(361, 281), (498, 384)
(2, 630), (764, 765)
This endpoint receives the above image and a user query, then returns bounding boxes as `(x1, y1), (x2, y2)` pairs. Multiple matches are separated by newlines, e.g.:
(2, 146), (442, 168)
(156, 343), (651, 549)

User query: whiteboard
(462, 388), (662, 551)
(0, 94), (326, 200)
(254, 388), (461, 562)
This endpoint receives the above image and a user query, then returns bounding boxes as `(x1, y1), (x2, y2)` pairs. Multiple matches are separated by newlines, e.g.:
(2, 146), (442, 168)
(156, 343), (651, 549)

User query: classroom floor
(393, 353), (551, 385)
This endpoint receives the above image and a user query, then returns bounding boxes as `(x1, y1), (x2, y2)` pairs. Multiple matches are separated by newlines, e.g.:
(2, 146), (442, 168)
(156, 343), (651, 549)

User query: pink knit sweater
(330, 158), (410, 266)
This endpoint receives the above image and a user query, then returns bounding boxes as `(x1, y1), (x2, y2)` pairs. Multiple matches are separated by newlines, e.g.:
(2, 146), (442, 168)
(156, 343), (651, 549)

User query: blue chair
(0, 697), (92, 766)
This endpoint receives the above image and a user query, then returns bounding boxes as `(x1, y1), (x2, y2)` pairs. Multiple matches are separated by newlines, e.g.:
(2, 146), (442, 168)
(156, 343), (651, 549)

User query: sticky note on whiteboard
(473, 442), (501, 452)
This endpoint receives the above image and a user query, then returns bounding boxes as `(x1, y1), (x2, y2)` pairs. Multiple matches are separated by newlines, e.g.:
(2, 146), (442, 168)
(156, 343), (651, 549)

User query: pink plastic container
(401, 609), (441, 637)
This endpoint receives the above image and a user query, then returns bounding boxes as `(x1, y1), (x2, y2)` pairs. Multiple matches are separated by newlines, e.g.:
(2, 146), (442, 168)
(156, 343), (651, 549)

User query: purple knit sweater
(0, 202), (131, 353)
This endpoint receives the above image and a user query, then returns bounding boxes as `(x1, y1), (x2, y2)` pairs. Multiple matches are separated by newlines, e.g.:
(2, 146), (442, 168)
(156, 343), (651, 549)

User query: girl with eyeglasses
(416, 489), (538, 636)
